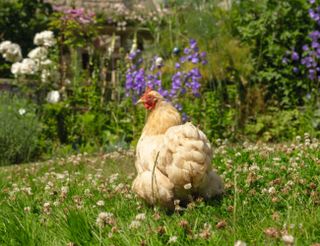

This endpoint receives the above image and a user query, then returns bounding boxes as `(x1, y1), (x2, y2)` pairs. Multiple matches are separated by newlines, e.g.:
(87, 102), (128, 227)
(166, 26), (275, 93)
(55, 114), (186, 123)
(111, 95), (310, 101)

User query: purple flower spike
(291, 52), (299, 61)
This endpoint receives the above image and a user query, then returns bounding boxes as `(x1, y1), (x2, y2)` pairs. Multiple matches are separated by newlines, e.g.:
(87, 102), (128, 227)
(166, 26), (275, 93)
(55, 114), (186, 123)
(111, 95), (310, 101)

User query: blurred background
(0, 0), (319, 165)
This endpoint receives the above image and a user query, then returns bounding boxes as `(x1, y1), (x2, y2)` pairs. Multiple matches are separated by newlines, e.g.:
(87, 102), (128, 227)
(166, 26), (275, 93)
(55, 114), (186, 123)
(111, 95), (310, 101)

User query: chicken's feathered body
(132, 90), (224, 208)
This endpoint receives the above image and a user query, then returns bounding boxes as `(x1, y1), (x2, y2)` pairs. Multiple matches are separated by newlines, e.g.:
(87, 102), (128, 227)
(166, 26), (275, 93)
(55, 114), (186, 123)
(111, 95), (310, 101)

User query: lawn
(0, 137), (320, 245)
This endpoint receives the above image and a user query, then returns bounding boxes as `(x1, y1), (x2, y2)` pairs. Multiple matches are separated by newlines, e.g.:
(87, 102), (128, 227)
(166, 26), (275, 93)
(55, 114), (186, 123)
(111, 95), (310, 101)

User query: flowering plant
(0, 30), (60, 103)
(283, 0), (320, 102)
(125, 39), (207, 118)
(50, 7), (98, 48)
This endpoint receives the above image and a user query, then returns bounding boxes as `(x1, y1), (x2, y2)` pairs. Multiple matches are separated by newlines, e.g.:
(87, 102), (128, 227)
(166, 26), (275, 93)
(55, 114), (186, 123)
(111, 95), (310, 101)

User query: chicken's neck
(142, 100), (182, 136)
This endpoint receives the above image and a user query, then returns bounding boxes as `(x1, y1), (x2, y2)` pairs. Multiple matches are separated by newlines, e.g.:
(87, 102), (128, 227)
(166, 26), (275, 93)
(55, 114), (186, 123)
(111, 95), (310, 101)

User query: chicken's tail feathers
(157, 122), (213, 189)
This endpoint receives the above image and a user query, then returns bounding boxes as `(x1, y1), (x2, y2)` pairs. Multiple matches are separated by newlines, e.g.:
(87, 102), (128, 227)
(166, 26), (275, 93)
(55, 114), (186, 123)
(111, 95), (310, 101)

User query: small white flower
(268, 187), (276, 195)
(129, 220), (141, 229)
(96, 200), (105, 207)
(135, 213), (146, 221)
(18, 108), (26, 115)
(41, 59), (52, 66)
(96, 212), (114, 227)
(130, 42), (137, 54)
(184, 183), (192, 190)
(155, 57), (163, 67)
(41, 69), (51, 83)
(168, 235), (178, 244)
(234, 240), (247, 246)
(46, 90), (60, 104)
(61, 186), (69, 194)
(282, 234), (294, 244)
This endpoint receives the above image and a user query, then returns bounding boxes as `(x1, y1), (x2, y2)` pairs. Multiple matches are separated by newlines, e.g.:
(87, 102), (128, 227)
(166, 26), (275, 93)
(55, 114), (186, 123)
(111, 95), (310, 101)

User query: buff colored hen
(132, 88), (224, 209)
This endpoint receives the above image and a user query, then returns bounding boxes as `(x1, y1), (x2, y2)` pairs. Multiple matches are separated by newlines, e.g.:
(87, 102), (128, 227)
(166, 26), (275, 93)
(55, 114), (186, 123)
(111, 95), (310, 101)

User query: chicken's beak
(135, 98), (145, 105)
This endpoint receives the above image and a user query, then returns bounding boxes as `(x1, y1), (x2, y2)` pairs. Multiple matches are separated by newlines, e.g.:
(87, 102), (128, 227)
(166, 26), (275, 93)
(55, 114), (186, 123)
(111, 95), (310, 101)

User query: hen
(132, 88), (224, 208)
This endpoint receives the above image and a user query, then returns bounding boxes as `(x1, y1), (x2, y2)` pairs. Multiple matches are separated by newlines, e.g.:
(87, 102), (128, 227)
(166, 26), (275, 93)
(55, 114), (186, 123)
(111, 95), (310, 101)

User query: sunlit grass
(0, 136), (320, 245)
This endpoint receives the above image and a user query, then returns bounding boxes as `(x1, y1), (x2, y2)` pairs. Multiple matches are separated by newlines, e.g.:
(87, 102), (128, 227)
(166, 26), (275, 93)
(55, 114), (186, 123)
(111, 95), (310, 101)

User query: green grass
(0, 138), (320, 245)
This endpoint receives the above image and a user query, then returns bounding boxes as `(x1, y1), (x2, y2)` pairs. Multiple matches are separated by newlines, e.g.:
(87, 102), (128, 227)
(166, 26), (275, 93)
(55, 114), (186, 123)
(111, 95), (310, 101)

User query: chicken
(132, 88), (224, 209)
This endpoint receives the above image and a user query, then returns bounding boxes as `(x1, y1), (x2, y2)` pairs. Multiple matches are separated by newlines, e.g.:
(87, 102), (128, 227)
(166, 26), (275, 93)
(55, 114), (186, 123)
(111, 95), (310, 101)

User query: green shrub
(244, 107), (319, 141)
(0, 93), (40, 165)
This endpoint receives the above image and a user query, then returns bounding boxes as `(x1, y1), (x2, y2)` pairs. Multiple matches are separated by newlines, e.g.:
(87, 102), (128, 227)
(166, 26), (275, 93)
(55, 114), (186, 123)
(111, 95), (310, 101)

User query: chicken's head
(136, 87), (163, 110)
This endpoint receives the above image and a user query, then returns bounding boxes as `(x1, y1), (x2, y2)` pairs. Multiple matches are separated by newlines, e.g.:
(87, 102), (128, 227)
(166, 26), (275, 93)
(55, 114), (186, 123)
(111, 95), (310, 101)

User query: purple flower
(191, 57), (200, 64)
(175, 63), (181, 69)
(201, 60), (208, 65)
(200, 52), (207, 58)
(309, 9), (320, 21)
(174, 103), (183, 111)
(184, 48), (191, 54)
(180, 56), (187, 63)
(293, 67), (299, 73)
(303, 45), (309, 51)
(291, 51), (299, 61)
(182, 112), (188, 122)
(310, 0), (315, 4)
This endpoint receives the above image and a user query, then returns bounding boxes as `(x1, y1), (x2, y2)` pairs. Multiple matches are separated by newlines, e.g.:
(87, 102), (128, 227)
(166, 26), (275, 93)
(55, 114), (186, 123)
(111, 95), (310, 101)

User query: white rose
(11, 62), (22, 75)
(28, 47), (48, 60)
(0, 41), (12, 53)
(1, 42), (22, 62)
(34, 31), (56, 47)
(20, 58), (38, 75)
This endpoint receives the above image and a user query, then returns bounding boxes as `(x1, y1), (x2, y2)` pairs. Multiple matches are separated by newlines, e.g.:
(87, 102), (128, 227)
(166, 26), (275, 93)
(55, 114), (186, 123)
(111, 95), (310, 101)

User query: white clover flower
(96, 200), (105, 207)
(135, 213), (146, 221)
(96, 212), (114, 228)
(168, 236), (178, 244)
(34, 31), (56, 47)
(234, 240), (247, 246)
(61, 186), (69, 194)
(18, 108), (26, 115)
(28, 47), (48, 60)
(282, 234), (294, 244)
(268, 187), (276, 195)
(46, 90), (60, 104)
(129, 220), (141, 229)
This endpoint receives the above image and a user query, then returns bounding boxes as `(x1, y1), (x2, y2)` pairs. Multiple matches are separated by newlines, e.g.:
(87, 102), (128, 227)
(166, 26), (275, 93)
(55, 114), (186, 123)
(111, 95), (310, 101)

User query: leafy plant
(0, 93), (40, 165)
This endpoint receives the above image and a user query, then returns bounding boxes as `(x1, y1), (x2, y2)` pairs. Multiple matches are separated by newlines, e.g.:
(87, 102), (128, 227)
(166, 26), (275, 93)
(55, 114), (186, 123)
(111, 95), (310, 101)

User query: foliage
(231, 0), (313, 107)
(0, 93), (40, 165)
